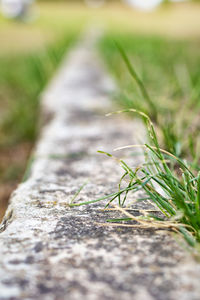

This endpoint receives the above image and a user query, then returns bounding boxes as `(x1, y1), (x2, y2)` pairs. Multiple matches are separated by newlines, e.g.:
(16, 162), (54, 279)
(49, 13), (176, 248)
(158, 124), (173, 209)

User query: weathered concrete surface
(0, 33), (200, 300)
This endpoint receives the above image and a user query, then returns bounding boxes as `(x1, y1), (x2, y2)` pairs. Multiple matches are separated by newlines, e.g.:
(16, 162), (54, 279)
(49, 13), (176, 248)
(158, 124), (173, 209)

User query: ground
(0, 36), (199, 299)
(0, 1), (200, 220)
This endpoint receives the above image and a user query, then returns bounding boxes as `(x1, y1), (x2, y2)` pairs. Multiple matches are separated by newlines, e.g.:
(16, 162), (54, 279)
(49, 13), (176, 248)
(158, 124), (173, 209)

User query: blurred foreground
(0, 1), (200, 220)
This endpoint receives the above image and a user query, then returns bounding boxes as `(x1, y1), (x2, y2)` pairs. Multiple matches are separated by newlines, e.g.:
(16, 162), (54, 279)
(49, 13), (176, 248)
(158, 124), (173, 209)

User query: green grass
(94, 33), (200, 247)
(70, 109), (200, 248)
(106, 110), (200, 247)
(0, 17), (79, 221)
(0, 34), (76, 147)
(100, 33), (200, 163)
(70, 33), (200, 248)
(1, 2), (200, 244)
(0, 3), (88, 211)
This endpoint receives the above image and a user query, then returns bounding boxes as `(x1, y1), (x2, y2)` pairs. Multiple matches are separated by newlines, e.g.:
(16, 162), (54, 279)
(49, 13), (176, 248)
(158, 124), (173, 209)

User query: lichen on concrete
(0, 32), (200, 300)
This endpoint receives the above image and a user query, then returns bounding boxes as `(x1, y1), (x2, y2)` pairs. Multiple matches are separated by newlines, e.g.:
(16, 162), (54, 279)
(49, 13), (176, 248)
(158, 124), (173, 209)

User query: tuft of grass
(70, 35), (200, 248)
(70, 110), (200, 247)
(112, 109), (200, 247)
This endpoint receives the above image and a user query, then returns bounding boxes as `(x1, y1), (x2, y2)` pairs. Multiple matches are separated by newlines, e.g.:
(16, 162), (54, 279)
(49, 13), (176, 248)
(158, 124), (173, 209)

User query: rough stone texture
(0, 33), (200, 300)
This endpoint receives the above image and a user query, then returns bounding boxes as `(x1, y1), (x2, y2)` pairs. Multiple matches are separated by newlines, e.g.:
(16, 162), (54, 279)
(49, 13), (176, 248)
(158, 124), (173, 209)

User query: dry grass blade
(112, 204), (184, 229)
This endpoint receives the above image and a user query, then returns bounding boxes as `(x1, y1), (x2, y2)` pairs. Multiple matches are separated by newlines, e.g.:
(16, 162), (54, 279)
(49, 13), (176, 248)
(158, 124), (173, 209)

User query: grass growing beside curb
(107, 109), (200, 247)
(0, 33), (77, 221)
(69, 33), (200, 248)
(0, 34), (76, 147)
(70, 110), (200, 247)
(100, 33), (200, 164)
(94, 34), (200, 247)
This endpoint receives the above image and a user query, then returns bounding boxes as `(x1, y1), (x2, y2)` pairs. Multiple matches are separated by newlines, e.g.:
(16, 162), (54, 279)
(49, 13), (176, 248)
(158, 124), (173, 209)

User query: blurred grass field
(0, 1), (200, 221)
(100, 34), (200, 159)
(1, 2), (200, 55)
(99, 32), (200, 246)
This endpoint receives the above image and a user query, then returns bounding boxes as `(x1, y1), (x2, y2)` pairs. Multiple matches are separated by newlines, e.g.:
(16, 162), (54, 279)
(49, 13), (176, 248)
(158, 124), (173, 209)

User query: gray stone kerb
(0, 32), (200, 300)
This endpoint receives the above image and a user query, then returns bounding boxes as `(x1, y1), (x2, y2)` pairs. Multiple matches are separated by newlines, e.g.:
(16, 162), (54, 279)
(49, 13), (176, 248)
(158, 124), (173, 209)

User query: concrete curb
(0, 32), (199, 300)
